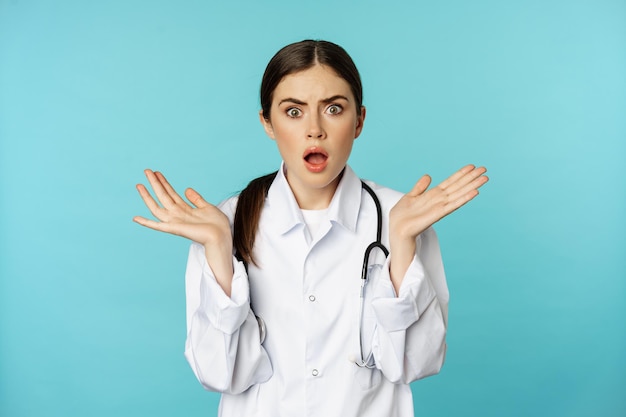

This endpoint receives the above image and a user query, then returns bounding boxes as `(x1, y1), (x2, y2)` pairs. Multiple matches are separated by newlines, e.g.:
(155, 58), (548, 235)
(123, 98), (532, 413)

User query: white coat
(184, 164), (449, 417)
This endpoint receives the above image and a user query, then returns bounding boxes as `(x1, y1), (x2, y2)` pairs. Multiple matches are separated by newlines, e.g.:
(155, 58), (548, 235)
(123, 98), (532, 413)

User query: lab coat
(184, 164), (449, 417)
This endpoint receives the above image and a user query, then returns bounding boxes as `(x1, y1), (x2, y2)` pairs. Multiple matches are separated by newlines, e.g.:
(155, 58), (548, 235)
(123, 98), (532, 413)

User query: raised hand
(388, 165), (489, 291)
(134, 169), (231, 245)
(134, 169), (234, 295)
(390, 164), (488, 240)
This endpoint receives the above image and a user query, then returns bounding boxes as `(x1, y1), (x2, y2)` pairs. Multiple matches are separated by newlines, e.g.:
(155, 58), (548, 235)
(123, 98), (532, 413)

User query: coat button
(309, 295), (316, 302)
(312, 369), (319, 377)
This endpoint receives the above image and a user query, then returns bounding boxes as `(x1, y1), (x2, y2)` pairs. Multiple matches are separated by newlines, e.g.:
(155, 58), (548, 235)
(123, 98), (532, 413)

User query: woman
(134, 40), (488, 416)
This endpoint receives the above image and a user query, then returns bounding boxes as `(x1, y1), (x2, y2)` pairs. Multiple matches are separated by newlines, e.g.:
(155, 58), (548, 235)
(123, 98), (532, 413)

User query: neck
(288, 173), (343, 210)
(291, 180), (338, 209)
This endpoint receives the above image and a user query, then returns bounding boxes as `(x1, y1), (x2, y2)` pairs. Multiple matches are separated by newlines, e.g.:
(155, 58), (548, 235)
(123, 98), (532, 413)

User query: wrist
(203, 239), (234, 297)
(389, 236), (416, 295)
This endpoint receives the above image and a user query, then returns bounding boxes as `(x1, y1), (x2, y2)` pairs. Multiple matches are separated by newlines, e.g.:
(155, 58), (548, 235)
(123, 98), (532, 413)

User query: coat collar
(266, 162), (362, 235)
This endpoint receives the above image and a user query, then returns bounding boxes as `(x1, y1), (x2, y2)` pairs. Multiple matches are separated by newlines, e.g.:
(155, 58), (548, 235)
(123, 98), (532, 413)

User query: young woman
(134, 40), (488, 416)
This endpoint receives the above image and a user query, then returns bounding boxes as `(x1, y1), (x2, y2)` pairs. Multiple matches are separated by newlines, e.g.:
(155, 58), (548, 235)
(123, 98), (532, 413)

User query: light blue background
(1, 1), (624, 416)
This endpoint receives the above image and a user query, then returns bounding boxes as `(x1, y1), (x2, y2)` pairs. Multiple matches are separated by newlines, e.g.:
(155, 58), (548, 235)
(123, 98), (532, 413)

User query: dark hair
(261, 39), (363, 120)
(234, 40), (363, 266)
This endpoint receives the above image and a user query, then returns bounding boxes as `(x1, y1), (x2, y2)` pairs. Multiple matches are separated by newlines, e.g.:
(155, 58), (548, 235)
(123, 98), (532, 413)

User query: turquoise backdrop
(1, 1), (624, 416)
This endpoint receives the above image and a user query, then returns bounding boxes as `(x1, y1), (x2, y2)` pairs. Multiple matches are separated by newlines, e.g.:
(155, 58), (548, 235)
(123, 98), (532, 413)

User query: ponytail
(233, 171), (278, 267)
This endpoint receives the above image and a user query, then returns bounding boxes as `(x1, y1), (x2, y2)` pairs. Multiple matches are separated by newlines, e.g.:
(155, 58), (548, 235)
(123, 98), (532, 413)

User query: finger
(444, 188), (481, 215)
(444, 166), (488, 195)
(144, 169), (176, 208)
(442, 173), (489, 215)
(446, 172), (489, 202)
(154, 171), (188, 206)
(185, 187), (210, 208)
(407, 175), (432, 197)
(136, 183), (166, 218)
(133, 215), (161, 230)
(133, 215), (181, 235)
(436, 164), (476, 190)
(133, 214), (206, 241)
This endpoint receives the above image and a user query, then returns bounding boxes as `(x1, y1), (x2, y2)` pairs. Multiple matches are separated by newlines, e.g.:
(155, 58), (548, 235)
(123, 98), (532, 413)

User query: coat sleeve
(369, 227), (449, 384)
(183, 242), (273, 394)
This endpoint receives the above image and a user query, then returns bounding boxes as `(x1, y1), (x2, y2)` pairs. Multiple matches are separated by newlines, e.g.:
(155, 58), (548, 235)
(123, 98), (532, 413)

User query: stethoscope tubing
(356, 182), (389, 368)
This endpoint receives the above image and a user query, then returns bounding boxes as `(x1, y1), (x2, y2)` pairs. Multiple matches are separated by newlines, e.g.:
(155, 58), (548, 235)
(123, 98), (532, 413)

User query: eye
(327, 104), (343, 115)
(287, 108), (302, 118)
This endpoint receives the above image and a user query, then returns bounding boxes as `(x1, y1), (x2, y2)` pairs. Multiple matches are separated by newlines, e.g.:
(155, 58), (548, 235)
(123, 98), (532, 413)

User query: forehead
(272, 64), (354, 101)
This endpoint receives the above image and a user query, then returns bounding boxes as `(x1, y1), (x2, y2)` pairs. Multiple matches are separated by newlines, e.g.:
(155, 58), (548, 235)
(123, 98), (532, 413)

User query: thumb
(407, 175), (431, 197)
(185, 188), (208, 208)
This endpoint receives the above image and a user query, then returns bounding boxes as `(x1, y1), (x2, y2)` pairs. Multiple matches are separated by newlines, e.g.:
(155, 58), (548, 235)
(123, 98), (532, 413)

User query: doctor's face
(260, 64), (366, 209)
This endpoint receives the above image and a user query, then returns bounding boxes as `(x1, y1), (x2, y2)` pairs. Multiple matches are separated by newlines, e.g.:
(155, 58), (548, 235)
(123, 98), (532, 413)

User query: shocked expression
(260, 64), (365, 209)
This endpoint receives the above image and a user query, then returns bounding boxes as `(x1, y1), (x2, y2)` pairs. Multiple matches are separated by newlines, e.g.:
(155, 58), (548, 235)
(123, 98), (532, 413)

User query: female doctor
(134, 40), (488, 416)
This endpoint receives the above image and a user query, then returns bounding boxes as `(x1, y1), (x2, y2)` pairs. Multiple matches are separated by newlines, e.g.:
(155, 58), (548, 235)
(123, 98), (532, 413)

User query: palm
(390, 165), (489, 239)
(134, 170), (232, 247)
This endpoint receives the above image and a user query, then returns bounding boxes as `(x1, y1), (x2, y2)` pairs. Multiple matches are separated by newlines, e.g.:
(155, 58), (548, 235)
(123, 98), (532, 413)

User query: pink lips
(303, 147), (329, 173)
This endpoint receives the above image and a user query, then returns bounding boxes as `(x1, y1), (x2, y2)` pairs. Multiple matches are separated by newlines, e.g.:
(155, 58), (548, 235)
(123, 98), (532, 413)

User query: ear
(259, 110), (275, 139)
(354, 106), (366, 139)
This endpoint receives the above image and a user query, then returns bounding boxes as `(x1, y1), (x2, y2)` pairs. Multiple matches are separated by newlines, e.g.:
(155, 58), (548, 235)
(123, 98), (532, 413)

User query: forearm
(186, 310), (273, 394)
(373, 298), (446, 383)
(204, 243), (234, 297)
(389, 235), (416, 295)
(185, 243), (272, 393)
(371, 228), (449, 382)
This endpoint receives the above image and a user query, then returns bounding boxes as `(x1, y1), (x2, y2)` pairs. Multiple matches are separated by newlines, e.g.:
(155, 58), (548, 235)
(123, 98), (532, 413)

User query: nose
(307, 113), (326, 139)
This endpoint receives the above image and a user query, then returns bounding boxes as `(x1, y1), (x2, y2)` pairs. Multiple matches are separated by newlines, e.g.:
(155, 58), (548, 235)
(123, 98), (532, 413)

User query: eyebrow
(278, 95), (350, 106)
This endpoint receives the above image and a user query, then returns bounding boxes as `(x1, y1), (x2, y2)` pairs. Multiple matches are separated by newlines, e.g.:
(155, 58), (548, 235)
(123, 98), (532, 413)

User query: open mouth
(303, 147), (329, 172)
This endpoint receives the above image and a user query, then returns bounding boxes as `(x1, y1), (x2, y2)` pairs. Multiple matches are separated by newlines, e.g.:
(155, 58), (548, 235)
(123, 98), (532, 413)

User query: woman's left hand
(388, 164), (489, 292)
(390, 164), (488, 240)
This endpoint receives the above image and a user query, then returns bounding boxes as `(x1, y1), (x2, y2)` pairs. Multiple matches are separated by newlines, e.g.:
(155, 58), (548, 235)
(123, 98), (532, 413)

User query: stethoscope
(254, 181), (389, 369)
(354, 181), (389, 368)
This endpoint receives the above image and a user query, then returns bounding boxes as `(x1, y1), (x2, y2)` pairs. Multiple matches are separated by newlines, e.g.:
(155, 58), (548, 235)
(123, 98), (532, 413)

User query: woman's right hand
(134, 169), (234, 295)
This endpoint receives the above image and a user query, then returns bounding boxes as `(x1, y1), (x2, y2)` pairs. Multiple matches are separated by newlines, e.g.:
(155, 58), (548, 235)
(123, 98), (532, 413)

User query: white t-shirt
(301, 207), (330, 244)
